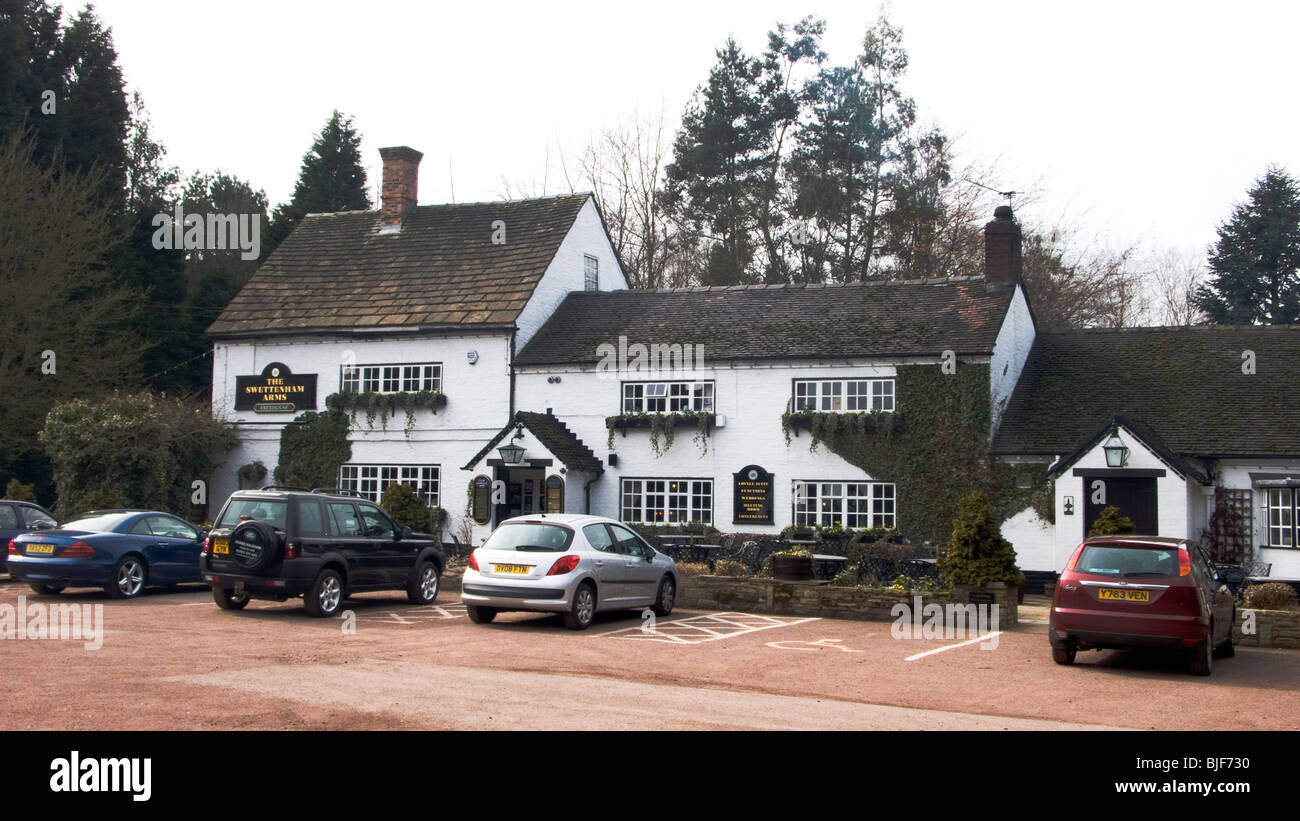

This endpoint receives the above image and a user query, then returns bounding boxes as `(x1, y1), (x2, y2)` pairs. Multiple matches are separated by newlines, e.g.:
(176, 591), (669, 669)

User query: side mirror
(400, 525), (412, 541)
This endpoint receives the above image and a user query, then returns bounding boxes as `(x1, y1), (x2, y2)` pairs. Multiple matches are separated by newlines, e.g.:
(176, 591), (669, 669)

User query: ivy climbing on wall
(780, 364), (1052, 548)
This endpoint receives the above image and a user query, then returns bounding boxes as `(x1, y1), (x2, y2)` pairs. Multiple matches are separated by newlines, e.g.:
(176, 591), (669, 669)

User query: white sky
(92, 0), (1300, 258)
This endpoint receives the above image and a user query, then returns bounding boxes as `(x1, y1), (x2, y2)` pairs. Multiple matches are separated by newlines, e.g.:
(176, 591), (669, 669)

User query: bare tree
(1145, 246), (1206, 326)
(1021, 220), (1147, 330)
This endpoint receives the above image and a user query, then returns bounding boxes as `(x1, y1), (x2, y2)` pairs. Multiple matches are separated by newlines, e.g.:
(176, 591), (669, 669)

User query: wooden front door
(1083, 476), (1159, 535)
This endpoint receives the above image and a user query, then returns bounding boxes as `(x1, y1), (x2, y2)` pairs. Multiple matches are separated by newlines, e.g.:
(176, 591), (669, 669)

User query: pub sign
(234, 362), (317, 413)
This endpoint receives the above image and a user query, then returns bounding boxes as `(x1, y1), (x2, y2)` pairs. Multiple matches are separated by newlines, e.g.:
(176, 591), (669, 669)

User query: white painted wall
(988, 284), (1035, 436)
(514, 196), (628, 351)
(508, 355), (988, 546)
(1044, 427), (1193, 572)
(210, 331), (515, 538)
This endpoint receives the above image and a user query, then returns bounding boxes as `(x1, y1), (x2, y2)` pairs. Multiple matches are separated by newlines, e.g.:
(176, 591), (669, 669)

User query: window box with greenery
(325, 390), (448, 437)
(782, 409), (903, 446)
(606, 411), (716, 456)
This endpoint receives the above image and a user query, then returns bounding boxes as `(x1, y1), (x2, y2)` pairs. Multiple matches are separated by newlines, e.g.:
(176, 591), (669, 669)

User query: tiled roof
(514, 278), (1015, 365)
(462, 410), (604, 474)
(208, 194), (591, 337)
(992, 325), (1300, 458)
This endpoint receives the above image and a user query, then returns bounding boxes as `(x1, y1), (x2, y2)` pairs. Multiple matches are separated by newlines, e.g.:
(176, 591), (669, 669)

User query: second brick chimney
(984, 205), (1022, 286)
(378, 146), (423, 229)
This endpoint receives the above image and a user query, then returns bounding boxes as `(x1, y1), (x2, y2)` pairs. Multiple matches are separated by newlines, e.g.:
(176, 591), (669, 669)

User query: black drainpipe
(507, 327), (517, 419)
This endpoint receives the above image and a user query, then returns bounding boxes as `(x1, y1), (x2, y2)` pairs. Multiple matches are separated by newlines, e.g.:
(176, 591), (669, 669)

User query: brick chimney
(984, 205), (1022, 285)
(378, 146), (423, 229)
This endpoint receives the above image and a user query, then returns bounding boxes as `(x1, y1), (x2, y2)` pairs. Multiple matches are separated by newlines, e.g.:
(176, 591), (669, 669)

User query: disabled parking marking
(601, 612), (818, 644)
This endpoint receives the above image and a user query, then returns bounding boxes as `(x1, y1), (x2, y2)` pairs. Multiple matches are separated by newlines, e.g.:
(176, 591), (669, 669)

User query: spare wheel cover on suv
(230, 520), (281, 571)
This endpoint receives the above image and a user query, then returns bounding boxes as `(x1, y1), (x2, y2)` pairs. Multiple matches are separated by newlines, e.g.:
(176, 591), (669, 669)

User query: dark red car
(1050, 535), (1236, 676)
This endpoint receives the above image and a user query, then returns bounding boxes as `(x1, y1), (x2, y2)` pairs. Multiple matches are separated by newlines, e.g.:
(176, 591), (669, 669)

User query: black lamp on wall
(1102, 430), (1129, 468)
(498, 423), (527, 465)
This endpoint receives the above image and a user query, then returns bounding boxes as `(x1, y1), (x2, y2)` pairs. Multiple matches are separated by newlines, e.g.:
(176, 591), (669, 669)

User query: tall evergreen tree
(660, 39), (765, 285)
(1195, 166), (1300, 324)
(268, 110), (371, 250)
(0, 1), (130, 210)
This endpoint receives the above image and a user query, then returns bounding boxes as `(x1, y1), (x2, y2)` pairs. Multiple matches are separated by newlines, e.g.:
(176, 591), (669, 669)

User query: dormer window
(584, 255), (599, 291)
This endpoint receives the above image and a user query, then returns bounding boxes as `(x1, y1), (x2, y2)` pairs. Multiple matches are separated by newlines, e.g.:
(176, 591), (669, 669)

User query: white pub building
(209, 146), (1300, 582)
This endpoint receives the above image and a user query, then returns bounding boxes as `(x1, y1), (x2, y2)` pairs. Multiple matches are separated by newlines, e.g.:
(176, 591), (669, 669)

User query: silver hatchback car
(461, 514), (678, 630)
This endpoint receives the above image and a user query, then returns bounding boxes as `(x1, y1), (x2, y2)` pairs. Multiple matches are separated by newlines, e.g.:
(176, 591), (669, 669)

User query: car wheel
(563, 583), (596, 630)
(304, 569), (344, 618)
(406, 561), (440, 605)
(1215, 611), (1235, 658)
(1051, 642), (1076, 665)
(213, 586), (250, 611)
(1188, 631), (1214, 676)
(29, 583), (65, 596)
(467, 605), (497, 624)
(651, 575), (675, 617)
(107, 556), (147, 599)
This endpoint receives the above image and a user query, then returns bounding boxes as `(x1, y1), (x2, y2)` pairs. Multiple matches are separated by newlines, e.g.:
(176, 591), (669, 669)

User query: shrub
(674, 562), (711, 579)
(4, 478), (36, 502)
(40, 391), (237, 519)
(1243, 582), (1300, 611)
(379, 482), (434, 533)
(938, 491), (1025, 588)
(274, 410), (351, 490)
(1088, 505), (1137, 537)
(712, 559), (751, 577)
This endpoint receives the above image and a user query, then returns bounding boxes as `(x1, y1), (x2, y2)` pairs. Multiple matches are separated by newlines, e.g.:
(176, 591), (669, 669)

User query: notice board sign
(733, 464), (774, 525)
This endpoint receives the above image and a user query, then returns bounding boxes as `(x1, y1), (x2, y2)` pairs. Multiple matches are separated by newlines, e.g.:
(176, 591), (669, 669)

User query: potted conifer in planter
(938, 491), (1025, 602)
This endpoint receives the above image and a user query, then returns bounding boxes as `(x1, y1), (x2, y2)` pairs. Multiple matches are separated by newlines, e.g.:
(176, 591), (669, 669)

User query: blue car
(0, 500), (59, 573)
(8, 509), (207, 598)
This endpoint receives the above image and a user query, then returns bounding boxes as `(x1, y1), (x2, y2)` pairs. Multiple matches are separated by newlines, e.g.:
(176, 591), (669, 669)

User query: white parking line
(904, 632), (1003, 661)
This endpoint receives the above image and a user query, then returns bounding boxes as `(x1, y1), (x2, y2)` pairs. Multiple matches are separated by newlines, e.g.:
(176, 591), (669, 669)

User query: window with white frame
(793, 481), (895, 529)
(339, 464), (440, 508)
(622, 381), (714, 413)
(340, 363), (441, 394)
(1266, 487), (1298, 548)
(621, 479), (712, 524)
(584, 255), (599, 291)
(792, 379), (894, 412)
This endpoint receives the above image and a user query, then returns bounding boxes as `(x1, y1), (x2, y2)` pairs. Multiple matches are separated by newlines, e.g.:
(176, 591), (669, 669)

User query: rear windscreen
(482, 522), (574, 552)
(1077, 545), (1178, 577)
(218, 499), (288, 530)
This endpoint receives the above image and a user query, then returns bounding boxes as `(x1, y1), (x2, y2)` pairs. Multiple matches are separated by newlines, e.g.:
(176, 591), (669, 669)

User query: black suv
(201, 487), (444, 617)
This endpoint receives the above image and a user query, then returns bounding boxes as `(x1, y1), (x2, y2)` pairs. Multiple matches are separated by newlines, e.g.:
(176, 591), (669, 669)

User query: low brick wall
(677, 575), (1017, 627)
(1234, 608), (1300, 649)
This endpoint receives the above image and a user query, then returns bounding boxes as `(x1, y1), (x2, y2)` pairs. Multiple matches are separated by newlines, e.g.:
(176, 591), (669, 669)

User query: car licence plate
(1098, 588), (1150, 602)
(25, 543), (56, 555)
(494, 564), (531, 575)
(212, 537), (230, 555)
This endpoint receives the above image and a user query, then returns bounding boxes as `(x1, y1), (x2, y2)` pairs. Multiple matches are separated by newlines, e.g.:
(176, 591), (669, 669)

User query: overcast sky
(92, 0), (1300, 258)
